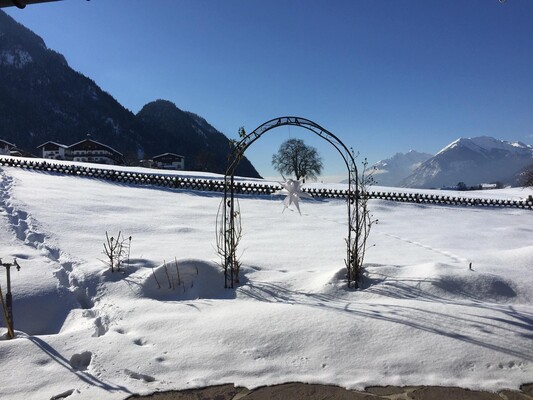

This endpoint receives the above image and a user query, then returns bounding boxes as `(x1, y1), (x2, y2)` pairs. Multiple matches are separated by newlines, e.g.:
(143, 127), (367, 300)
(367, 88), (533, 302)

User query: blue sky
(6, 0), (533, 180)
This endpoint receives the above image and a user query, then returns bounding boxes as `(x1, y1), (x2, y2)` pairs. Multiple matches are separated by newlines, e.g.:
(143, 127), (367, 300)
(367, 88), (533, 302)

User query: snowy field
(0, 165), (532, 400)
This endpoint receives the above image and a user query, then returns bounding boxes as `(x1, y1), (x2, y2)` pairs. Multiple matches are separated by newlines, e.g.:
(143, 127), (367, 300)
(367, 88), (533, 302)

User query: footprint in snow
(92, 316), (109, 338)
(69, 351), (92, 370)
(50, 389), (77, 400)
(124, 369), (156, 382)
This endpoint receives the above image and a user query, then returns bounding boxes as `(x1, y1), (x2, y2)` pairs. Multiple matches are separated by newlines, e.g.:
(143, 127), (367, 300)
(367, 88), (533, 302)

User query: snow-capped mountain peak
(436, 136), (532, 157)
(403, 136), (533, 188)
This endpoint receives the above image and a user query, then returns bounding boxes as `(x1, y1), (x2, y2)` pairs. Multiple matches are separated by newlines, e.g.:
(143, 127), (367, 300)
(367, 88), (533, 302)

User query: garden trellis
(219, 116), (362, 289)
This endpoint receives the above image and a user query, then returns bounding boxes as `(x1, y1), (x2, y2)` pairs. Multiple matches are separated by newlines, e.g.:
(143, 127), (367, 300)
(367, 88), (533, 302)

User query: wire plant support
(219, 116), (362, 289)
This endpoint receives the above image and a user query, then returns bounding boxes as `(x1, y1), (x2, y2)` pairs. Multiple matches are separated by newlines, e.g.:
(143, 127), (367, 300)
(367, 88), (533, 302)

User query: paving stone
(498, 390), (532, 400)
(520, 384), (533, 396)
(365, 385), (418, 396)
(127, 384), (241, 400)
(408, 386), (502, 400)
(243, 383), (378, 400)
(129, 383), (533, 400)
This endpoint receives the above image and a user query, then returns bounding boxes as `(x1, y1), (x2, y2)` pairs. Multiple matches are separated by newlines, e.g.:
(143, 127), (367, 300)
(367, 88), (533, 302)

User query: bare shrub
(346, 155), (378, 288)
(102, 231), (132, 273)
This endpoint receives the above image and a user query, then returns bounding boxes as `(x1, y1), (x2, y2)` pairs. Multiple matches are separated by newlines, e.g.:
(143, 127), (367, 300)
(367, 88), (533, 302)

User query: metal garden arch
(219, 117), (362, 289)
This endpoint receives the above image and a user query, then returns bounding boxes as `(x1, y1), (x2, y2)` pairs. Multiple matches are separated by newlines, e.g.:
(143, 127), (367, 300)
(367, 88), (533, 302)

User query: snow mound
(364, 264), (518, 303)
(430, 272), (517, 302)
(141, 259), (235, 300)
(13, 284), (80, 335)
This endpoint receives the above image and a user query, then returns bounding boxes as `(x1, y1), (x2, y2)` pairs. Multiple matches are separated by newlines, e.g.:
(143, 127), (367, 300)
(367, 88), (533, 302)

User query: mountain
(0, 10), (144, 159)
(136, 100), (260, 177)
(372, 150), (432, 187)
(401, 136), (533, 188)
(0, 10), (260, 177)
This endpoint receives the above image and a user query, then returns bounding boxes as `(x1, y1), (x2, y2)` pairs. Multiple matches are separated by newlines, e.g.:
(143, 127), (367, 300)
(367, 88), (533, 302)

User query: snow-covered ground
(0, 165), (532, 400)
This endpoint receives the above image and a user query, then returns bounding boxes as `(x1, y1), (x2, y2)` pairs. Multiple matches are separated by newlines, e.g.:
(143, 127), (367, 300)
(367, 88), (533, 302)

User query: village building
(36, 141), (68, 160)
(152, 153), (185, 170)
(67, 139), (124, 165)
(0, 139), (17, 156)
(0, 139), (33, 157)
(10, 136), (185, 169)
(36, 138), (124, 165)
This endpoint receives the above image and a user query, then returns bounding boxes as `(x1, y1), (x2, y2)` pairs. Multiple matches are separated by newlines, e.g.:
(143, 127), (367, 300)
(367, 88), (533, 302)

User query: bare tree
(520, 165), (533, 187)
(272, 139), (323, 181)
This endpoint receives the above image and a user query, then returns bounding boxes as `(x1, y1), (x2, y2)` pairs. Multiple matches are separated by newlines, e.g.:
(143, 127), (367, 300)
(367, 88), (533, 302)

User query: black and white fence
(1, 157), (531, 210)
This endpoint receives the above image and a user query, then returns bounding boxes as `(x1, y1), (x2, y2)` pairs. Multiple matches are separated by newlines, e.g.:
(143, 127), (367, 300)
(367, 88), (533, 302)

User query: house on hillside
(0, 139), (16, 155)
(36, 138), (124, 165)
(36, 141), (68, 160)
(152, 153), (185, 170)
(0, 139), (33, 158)
(68, 139), (124, 165)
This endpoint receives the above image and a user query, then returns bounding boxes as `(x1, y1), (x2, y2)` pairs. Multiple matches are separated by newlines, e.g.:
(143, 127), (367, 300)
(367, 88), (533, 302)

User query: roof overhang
(0, 0), (63, 9)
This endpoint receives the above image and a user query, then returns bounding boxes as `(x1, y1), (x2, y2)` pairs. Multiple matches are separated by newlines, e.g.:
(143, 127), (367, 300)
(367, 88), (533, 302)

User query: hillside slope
(402, 136), (533, 188)
(0, 10), (260, 177)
